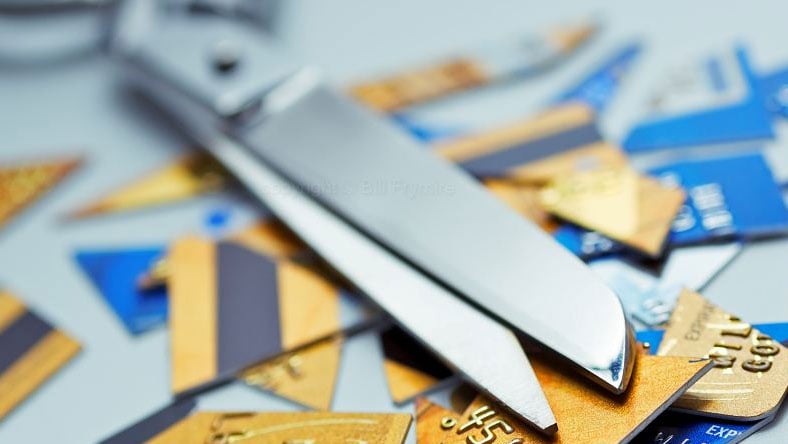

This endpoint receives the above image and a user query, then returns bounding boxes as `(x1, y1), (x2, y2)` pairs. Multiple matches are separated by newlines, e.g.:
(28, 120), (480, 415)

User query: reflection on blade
(236, 85), (635, 394)
(203, 135), (557, 433)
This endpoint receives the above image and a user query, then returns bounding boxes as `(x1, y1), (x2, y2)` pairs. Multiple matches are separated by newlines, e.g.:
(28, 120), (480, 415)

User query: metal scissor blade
(234, 85), (635, 394)
(203, 132), (557, 433)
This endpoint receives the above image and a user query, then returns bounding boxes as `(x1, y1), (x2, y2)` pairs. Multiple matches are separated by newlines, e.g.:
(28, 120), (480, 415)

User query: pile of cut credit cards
(2, 18), (788, 444)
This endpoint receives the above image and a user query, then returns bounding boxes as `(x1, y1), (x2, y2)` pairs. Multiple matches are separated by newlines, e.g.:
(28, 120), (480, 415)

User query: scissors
(108, 0), (635, 434)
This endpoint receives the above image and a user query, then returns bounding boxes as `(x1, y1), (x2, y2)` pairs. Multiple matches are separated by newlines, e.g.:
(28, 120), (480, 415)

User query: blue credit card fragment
(633, 323), (788, 444)
(75, 247), (168, 335)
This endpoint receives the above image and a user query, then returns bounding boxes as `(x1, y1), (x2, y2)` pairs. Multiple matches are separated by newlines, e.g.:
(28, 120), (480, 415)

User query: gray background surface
(1, 0), (787, 442)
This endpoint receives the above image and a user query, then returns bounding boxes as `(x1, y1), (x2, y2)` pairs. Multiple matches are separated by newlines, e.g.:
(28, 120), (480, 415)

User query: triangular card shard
(68, 153), (229, 219)
(0, 157), (81, 229)
(540, 167), (685, 256)
(74, 247), (168, 335)
(240, 337), (343, 410)
(658, 290), (788, 420)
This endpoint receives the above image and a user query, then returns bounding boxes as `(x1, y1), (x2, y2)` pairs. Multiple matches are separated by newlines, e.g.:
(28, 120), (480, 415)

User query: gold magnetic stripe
(169, 236), (217, 394)
(435, 103), (594, 162)
(0, 291), (27, 332)
(0, 330), (80, 420)
(277, 261), (340, 351)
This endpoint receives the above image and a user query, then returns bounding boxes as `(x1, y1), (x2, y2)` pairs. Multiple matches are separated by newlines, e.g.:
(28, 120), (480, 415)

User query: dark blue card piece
(75, 247), (168, 335)
(649, 152), (788, 244)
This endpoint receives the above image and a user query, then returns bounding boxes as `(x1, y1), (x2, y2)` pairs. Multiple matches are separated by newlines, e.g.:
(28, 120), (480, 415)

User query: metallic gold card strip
(169, 236), (217, 394)
(67, 153), (227, 219)
(241, 337), (343, 411)
(435, 104), (594, 162)
(149, 411), (413, 444)
(0, 158), (81, 228)
(0, 291), (26, 332)
(658, 290), (788, 419)
(349, 59), (488, 112)
(416, 354), (711, 443)
(0, 330), (80, 420)
(278, 261), (340, 350)
(228, 219), (306, 259)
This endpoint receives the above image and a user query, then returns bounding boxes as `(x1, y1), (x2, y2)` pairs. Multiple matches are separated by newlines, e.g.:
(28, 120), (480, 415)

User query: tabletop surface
(1, 1), (787, 442)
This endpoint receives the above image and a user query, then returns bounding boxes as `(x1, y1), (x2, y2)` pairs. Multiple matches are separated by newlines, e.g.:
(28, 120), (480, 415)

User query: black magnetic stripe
(98, 397), (197, 444)
(0, 310), (52, 375)
(458, 121), (602, 176)
(216, 241), (282, 377)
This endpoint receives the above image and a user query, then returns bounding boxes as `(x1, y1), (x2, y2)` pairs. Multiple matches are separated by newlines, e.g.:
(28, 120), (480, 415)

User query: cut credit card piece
(540, 167), (685, 256)
(75, 246), (168, 335)
(415, 353), (711, 443)
(240, 336), (343, 410)
(631, 410), (775, 444)
(590, 243), (742, 326)
(625, 47), (774, 153)
(0, 157), (81, 230)
(98, 398), (198, 444)
(349, 22), (597, 113)
(0, 290), (81, 420)
(436, 104), (627, 181)
(658, 290), (788, 420)
(638, 322), (788, 355)
(168, 236), (374, 395)
(552, 42), (642, 113)
(380, 326), (454, 404)
(650, 152), (788, 244)
(149, 411), (412, 443)
(67, 153), (229, 219)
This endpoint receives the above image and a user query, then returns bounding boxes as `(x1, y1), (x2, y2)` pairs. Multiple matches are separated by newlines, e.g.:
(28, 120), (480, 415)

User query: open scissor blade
(234, 84), (636, 394)
(203, 130), (557, 433)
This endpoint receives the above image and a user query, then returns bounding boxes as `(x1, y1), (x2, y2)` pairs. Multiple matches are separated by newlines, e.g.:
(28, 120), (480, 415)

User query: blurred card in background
(590, 243), (741, 327)
(168, 236), (374, 395)
(75, 246), (168, 335)
(349, 21), (597, 113)
(0, 290), (81, 420)
(436, 104), (626, 182)
(0, 157), (81, 231)
(67, 153), (229, 220)
(625, 47), (774, 152)
(540, 167), (685, 256)
(552, 42), (642, 113)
